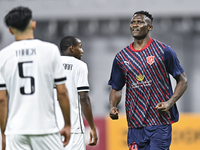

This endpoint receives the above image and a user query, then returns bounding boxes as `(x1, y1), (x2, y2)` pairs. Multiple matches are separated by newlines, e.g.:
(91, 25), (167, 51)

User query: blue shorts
(127, 124), (172, 150)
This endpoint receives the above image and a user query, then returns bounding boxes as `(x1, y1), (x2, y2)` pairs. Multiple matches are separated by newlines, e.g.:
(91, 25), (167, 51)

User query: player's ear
(148, 25), (153, 31)
(9, 28), (14, 35)
(32, 20), (36, 30)
(69, 45), (74, 53)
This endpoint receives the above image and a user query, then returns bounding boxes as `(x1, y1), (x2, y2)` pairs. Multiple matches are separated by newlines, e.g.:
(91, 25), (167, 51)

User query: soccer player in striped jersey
(0, 6), (71, 150)
(108, 11), (187, 150)
(54, 36), (98, 150)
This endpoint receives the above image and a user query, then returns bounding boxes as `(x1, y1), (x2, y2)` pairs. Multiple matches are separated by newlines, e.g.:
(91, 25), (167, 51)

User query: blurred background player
(54, 36), (98, 150)
(0, 6), (71, 150)
(108, 11), (187, 150)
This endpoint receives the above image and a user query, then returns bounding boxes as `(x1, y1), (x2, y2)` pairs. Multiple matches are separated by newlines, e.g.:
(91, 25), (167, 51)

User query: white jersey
(55, 56), (89, 133)
(0, 39), (66, 135)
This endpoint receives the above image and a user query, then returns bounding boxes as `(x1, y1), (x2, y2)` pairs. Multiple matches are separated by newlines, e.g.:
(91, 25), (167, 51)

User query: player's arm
(56, 84), (71, 146)
(156, 72), (187, 113)
(79, 91), (98, 146)
(109, 88), (122, 120)
(0, 90), (7, 150)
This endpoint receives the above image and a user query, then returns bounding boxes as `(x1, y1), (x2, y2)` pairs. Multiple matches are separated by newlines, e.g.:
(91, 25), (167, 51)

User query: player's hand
(109, 107), (119, 120)
(60, 125), (71, 147)
(88, 127), (98, 146)
(156, 102), (171, 114)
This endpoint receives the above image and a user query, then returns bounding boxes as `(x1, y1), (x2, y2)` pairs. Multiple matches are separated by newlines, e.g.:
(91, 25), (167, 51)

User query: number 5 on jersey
(18, 61), (35, 95)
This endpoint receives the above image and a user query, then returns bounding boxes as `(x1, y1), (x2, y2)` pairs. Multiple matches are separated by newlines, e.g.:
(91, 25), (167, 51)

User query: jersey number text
(18, 61), (35, 95)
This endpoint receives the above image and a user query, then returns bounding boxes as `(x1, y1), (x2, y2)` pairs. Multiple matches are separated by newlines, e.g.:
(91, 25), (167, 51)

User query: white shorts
(6, 132), (64, 150)
(64, 133), (85, 150)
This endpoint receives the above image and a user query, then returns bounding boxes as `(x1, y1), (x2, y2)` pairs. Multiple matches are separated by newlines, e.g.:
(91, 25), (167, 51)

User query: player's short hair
(133, 11), (153, 22)
(60, 36), (78, 53)
(4, 6), (32, 31)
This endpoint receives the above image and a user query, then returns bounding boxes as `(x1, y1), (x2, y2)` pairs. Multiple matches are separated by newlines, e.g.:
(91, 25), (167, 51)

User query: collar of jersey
(130, 37), (152, 52)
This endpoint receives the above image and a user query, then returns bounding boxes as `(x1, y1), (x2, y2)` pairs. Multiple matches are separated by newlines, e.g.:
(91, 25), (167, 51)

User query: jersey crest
(147, 56), (155, 65)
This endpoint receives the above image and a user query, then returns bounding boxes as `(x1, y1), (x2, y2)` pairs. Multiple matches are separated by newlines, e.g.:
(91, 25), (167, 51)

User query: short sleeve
(77, 62), (89, 92)
(164, 45), (184, 77)
(108, 55), (125, 90)
(52, 45), (66, 85)
(0, 67), (6, 90)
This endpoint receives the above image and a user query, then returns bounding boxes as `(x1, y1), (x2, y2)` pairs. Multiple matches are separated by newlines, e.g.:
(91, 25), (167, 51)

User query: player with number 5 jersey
(0, 6), (71, 150)
(0, 39), (66, 134)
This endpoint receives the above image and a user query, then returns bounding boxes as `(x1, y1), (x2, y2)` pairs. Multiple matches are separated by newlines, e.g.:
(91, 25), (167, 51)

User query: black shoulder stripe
(54, 77), (67, 82)
(77, 86), (89, 90)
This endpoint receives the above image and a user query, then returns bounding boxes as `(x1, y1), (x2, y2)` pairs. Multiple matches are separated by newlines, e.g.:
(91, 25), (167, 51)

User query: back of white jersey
(0, 39), (66, 135)
(55, 56), (89, 133)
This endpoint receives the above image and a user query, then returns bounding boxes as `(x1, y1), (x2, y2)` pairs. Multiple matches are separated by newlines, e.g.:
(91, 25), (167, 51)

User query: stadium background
(0, 0), (200, 149)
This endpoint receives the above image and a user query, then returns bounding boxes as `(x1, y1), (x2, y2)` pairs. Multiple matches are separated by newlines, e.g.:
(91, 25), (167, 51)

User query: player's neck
(133, 36), (150, 51)
(14, 30), (34, 41)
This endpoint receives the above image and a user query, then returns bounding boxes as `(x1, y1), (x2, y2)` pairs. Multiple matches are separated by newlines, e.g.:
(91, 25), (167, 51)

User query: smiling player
(108, 11), (187, 150)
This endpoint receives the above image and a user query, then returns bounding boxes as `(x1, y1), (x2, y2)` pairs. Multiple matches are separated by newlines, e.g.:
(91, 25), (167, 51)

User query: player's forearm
(0, 96), (7, 134)
(58, 92), (71, 127)
(109, 88), (122, 108)
(80, 96), (95, 129)
(168, 72), (187, 107)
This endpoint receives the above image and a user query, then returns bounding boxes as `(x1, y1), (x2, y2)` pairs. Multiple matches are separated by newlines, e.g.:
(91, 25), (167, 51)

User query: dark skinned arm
(156, 72), (187, 114)
(109, 88), (122, 120)
(56, 84), (71, 146)
(79, 91), (98, 146)
(0, 90), (7, 150)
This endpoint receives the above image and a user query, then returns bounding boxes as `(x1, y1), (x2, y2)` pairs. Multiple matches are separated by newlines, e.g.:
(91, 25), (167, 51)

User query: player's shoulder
(0, 42), (16, 58)
(76, 58), (87, 68)
(36, 39), (55, 45)
(152, 38), (170, 49)
(153, 39), (176, 55)
(0, 42), (15, 52)
(76, 58), (87, 65)
(62, 56), (88, 71)
(34, 40), (60, 56)
(117, 43), (131, 56)
(63, 56), (86, 64)
(35, 39), (58, 48)
(115, 46), (128, 59)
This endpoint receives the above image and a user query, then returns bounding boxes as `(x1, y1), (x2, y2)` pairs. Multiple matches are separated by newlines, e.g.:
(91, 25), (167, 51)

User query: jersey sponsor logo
(132, 80), (152, 88)
(136, 74), (144, 81)
(147, 56), (155, 65)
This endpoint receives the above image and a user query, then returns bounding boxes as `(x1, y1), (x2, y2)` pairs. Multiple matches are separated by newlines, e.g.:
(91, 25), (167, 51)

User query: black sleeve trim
(54, 77), (67, 82)
(0, 84), (6, 88)
(77, 86), (89, 91)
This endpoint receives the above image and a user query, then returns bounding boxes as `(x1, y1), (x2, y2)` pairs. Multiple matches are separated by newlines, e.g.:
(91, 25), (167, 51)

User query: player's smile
(131, 28), (140, 31)
(131, 28), (140, 34)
